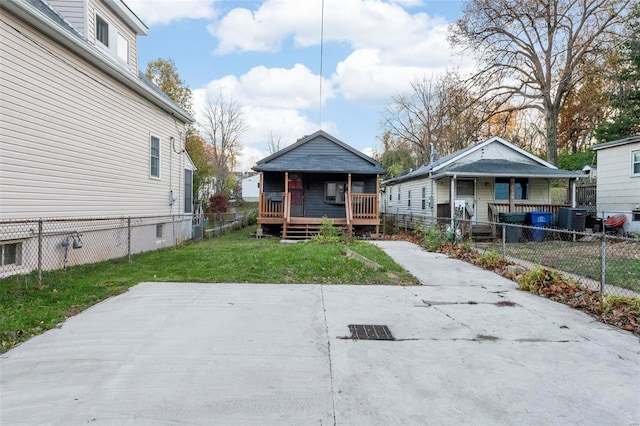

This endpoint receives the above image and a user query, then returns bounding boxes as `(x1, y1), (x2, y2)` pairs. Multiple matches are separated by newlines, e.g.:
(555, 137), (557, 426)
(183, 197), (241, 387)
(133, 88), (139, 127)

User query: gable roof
(253, 130), (386, 174)
(2, 0), (192, 123)
(591, 135), (640, 151)
(383, 136), (580, 184)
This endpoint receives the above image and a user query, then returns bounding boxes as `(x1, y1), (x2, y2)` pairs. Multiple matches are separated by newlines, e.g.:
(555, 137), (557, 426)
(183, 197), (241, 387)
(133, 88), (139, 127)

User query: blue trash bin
(527, 212), (554, 241)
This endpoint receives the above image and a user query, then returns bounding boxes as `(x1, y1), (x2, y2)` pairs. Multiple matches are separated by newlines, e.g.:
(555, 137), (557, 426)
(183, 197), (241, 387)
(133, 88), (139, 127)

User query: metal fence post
(502, 224), (506, 258)
(600, 233), (606, 293)
(37, 219), (43, 286)
(127, 217), (132, 263)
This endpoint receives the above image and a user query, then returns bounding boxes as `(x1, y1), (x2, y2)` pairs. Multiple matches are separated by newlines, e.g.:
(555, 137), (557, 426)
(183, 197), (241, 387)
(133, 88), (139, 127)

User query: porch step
(467, 224), (497, 242)
(283, 222), (347, 240)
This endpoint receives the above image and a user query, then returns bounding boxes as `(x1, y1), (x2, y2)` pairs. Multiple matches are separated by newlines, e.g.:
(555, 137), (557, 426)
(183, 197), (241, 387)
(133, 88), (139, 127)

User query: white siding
(241, 174), (260, 202)
(382, 178), (436, 219)
(0, 12), (187, 220)
(450, 142), (541, 166)
(47, 0), (86, 36)
(88, 0), (138, 73)
(596, 142), (640, 235)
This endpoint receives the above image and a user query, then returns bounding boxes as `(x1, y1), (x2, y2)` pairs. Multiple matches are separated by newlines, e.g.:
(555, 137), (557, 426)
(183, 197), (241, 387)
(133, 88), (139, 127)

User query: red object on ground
(605, 214), (626, 228)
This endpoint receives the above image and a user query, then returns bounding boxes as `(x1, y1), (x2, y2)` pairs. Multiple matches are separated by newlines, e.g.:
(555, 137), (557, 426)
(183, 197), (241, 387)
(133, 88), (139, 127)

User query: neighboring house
(381, 136), (583, 228)
(0, 0), (195, 274)
(591, 135), (640, 235)
(253, 130), (386, 238)
(241, 173), (260, 202)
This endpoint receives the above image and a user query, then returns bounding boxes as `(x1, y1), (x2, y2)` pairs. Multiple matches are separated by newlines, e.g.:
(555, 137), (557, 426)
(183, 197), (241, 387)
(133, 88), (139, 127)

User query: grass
(479, 240), (640, 292)
(0, 226), (418, 352)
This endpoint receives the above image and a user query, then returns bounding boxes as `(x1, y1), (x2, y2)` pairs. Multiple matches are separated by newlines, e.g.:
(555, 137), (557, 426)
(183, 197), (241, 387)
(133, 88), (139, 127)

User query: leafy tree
(595, 3), (640, 141)
(557, 148), (595, 171)
(201, 92), (247, 196)
(450, 0), (632, 165)
(145, 58), (193, 116)
(185, 135), (215, 204)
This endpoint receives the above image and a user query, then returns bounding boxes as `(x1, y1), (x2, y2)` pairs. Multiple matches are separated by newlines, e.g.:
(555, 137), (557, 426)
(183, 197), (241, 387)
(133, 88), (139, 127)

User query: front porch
(258, 192), (380, 239)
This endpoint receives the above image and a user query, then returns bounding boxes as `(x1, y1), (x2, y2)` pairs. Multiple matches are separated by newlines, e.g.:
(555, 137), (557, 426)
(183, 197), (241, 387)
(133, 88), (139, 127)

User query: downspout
(450, 175), (456, 228)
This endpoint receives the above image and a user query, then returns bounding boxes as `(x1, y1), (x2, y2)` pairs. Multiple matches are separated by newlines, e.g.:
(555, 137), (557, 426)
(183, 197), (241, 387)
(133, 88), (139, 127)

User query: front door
(289, 173), (304, 217)
(455, 179), (476, 222)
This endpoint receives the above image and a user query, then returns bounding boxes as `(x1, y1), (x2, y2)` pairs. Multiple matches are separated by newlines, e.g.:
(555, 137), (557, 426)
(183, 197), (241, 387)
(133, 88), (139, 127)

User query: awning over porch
(431, 159), (583, 180)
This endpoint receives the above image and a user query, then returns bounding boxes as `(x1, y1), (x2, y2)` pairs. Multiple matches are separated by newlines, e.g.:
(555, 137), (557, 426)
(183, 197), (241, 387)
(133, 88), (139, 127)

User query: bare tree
(450, 0), (631, 165)
(200, 92), (247, 195)
(381, 71), (510, 164)
(266, 131), (283, 154)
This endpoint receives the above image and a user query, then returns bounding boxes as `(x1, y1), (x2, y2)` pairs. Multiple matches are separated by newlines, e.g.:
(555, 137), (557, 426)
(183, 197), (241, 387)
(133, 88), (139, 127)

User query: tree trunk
(545, 106), (559, 166)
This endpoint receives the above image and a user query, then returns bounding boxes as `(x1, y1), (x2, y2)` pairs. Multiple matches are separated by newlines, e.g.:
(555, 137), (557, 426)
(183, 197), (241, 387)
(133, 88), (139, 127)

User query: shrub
(208, 193), (228, 213)
(310, 216), (346, 244)
(476, 251), (503, 270)
(421, 223), (445, 252)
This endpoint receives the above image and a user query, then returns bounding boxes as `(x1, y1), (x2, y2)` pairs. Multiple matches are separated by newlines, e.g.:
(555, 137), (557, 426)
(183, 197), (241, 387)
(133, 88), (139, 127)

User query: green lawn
(0, 226), (418, 352)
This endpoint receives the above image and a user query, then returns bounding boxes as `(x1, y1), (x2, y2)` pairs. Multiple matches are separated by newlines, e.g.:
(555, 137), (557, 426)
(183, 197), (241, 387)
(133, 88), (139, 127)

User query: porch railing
(351, 194), (378, 219)
(487, 203), (569, 223)
(259, 192), (287, 218)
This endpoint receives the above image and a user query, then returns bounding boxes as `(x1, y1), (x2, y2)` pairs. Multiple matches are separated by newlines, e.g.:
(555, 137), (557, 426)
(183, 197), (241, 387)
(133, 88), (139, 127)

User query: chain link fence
(381, 212), (640, 299)
(0, 215), (193, 284)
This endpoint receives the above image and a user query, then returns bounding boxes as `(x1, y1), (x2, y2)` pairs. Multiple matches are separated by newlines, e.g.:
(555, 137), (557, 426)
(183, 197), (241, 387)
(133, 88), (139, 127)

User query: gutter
(2, 0), (193, 124)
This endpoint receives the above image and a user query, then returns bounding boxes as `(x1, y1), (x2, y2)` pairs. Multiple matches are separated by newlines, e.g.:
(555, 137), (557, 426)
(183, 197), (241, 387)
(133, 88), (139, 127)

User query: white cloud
(209, 0), (446, 54)
(206, 0), (472, 105)
(202, 64), (334, 110)
(125, 0), (216, 26)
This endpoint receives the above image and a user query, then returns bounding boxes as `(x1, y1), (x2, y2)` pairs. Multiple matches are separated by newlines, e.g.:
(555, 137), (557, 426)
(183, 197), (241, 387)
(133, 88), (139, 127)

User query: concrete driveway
(1, 241), (639, 425)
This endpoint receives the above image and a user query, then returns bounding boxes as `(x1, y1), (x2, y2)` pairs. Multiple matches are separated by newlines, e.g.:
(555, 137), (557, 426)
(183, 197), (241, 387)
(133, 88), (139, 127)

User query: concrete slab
(1, 241), (639, 425)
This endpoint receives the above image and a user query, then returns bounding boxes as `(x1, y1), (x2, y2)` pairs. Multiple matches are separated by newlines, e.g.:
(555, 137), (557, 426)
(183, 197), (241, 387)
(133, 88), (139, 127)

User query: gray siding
(263, 136), (379, 172)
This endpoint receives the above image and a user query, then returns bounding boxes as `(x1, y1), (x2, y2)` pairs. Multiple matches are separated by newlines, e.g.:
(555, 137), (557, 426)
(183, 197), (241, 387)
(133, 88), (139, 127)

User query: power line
(319, 0), (325, 130)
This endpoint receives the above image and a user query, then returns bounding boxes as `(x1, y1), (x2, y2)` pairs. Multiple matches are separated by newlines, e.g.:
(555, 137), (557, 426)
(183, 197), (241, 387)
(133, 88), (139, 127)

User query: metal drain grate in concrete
(348, 324), (394, 340)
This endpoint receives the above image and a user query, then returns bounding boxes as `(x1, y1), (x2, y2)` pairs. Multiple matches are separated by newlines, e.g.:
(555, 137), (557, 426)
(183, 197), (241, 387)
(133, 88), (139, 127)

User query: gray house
(253, 131), (386, 238)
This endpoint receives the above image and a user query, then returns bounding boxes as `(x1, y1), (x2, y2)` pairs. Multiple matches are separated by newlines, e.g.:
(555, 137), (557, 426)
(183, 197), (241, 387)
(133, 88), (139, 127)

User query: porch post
(375, 175), (380, 234)
(569, 178), (576, 208)
(450, 176), (456, 227)
(284, 172), (289, 194)
(509, 177), (515, 212)
(258, 172), (264, 221)
(347, 173), (352, 236)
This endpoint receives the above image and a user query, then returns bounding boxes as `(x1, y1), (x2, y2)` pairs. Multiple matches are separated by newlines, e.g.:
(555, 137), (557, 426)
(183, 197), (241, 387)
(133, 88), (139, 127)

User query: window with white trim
(421, 187), (426, 210)
(185, 169), (193, 213)
(150, 135), (160, 178)
(1, 242), (22, 266)
(633, 150), (640, 176)
(95, 14), (130, 64)
(408, 190), (411, 207)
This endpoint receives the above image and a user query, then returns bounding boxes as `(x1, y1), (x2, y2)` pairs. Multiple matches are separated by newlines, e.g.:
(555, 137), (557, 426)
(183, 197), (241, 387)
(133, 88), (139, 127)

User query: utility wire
(319, 0), (325, 130)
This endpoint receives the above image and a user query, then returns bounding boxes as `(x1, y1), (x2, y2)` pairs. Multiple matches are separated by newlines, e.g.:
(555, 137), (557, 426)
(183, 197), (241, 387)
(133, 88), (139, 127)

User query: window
(408, 190), (411, 207)
(184, 169), (193, 213)
(633, 150), (640, 175)
(389, 192), (392, 201)
(325, 182), (346, 204)
(397, 186), (401, 201)
(95, 14), (129, 64)
(352, 181), (364, 194)
(1, 242), (22, 266)
(421, 187), (426, 210)
(96, 15), (109, 46)
(116, 33), (129, 63)
(456, 180), (474, 196)
(150, 136), (160, 178)
(156, 224), (163, 239)
(495, 178), (529, 200)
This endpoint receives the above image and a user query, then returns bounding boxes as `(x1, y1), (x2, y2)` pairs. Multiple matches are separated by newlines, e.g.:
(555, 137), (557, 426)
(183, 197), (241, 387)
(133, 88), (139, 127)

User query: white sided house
(381, 136), (583, 228)
(0, 0), (195, 275)
(591, 135), (640, 236)
(241, 173), (260, 202)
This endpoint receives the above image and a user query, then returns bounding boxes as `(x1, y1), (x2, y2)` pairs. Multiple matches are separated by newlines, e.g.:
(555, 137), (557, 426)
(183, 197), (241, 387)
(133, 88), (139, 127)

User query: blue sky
(128, 0), (472, 171)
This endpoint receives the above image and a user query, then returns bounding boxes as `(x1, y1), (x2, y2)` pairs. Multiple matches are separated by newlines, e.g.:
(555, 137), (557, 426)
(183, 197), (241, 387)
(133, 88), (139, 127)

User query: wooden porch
(258, 192), (380, 239)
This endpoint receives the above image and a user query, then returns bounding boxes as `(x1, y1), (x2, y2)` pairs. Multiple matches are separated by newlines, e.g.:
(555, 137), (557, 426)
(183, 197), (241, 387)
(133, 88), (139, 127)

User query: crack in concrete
(419, 300), (520, 307)
(319, 285), (337, 426)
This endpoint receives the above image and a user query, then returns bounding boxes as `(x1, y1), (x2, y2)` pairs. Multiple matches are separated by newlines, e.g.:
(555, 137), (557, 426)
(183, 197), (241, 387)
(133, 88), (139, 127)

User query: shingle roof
(591, 135), (640, 150)
(439, 159), (582, 179)
(253, 130), (386, 174)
